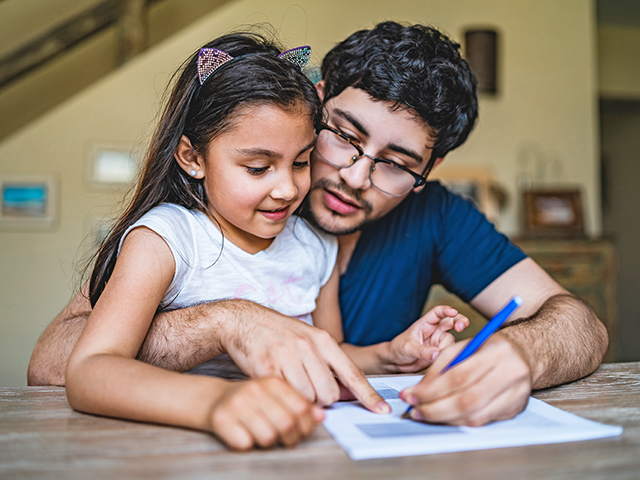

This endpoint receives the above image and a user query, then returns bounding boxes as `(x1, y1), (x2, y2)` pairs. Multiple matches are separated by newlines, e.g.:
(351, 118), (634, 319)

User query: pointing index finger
(325, 343), (391, 414)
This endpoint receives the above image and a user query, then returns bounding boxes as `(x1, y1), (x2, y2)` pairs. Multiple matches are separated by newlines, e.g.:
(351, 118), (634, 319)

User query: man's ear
(174, 135), (205, 178)
(315, 80), (325, 101)
(431, 156), (445, 170)
(413, 157), (445, 193)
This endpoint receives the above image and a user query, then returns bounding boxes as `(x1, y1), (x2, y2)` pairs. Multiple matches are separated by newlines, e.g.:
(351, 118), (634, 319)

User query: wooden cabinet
(514, 238), (617, 362)
(424, 238), (618, 361)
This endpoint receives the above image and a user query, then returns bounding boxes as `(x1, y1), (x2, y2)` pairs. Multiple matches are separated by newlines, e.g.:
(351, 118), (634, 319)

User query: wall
(0, 0), (599, 385)
(600, 101), (640, 361)
(0, 0), (230, 142)
(598, 22), (640, 362)
(599, 24), (640, 99)
(0, 0), (102, 57)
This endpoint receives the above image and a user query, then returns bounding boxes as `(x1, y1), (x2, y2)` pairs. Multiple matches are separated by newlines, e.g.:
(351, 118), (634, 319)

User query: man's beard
(299, 178), (375, 236)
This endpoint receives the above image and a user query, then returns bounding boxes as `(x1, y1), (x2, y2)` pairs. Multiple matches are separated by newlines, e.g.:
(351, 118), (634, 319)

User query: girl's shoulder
(139, 203), (202, 223)
(120, 203), (215, 253)
(134, 203), (214, 235)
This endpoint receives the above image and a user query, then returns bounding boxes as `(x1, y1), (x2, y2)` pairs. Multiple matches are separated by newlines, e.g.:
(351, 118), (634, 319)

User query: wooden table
(1, 363), (639, 480)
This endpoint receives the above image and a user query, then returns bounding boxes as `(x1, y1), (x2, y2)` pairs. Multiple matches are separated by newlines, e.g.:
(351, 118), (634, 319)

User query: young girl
(66, 33), (335, 451)
(66, 32), (467, 451)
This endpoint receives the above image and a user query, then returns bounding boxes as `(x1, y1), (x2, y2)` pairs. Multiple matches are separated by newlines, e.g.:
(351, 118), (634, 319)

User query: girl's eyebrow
(298, 141), (315, 156)
(237, 148), (282, 158)
(236, 141), (315, 159)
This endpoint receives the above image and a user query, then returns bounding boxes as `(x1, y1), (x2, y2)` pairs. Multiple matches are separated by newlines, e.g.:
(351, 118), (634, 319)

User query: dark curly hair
(321, 21), (478, 161)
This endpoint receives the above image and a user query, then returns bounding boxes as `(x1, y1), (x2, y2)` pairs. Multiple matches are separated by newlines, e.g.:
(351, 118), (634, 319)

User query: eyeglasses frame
(317, 124), (436, 196)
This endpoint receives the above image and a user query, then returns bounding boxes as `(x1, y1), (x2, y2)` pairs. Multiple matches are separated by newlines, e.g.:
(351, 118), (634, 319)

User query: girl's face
(196, 103), (314, 253)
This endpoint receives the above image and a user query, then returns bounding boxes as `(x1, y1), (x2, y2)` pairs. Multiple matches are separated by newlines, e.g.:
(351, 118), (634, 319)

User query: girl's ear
(315, 80), (325, 101)
(174, 135), (205, 178)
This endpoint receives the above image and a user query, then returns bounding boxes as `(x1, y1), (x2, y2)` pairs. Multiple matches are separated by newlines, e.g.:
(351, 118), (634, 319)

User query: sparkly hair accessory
(197, 45), (311, 86)
(197, 48), (234, 85)
(277, 46), (311, 70)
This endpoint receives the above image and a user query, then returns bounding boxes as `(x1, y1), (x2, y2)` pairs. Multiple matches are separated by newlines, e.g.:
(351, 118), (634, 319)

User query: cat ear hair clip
(277, 46), (312, 70)
(197, 46), (311, 85)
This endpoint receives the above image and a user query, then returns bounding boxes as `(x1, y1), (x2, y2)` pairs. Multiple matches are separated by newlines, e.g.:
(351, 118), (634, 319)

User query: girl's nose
(339, 156), (372, 191)
(271, 172), (298, 201)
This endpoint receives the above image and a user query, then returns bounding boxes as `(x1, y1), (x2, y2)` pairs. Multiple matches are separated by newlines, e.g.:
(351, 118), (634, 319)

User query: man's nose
(339, 156), (372, 191)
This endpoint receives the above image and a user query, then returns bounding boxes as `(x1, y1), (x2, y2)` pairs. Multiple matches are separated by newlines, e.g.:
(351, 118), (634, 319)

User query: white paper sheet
(323, 375), (622, 460)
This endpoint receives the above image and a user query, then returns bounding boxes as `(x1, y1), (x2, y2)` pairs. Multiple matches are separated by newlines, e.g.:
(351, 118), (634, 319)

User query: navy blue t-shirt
(339, 181), (526, 346)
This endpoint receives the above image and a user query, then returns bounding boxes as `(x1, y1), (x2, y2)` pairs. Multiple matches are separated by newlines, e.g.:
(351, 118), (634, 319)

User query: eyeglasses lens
(316, 129), (417, 196)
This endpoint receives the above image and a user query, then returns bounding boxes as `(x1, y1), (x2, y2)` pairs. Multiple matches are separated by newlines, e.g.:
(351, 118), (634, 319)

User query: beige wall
(0, 0), (230, 142)
(0, 0), (599, 385)
(599, 24), (640, 100)
(0, 0), (102, 57)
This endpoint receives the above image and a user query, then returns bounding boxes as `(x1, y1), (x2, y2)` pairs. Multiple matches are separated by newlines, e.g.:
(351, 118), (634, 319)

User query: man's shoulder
(410, 180), (470, 206)
(384, 180), (471, 225)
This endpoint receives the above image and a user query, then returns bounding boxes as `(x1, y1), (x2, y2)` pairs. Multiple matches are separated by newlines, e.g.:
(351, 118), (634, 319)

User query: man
(28, 22), (608, 427)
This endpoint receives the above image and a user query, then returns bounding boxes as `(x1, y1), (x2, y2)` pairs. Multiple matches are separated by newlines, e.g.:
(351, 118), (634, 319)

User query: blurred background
(0, 0), (638, 386)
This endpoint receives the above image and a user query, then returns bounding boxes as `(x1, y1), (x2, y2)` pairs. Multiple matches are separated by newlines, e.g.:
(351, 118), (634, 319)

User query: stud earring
(190, 170), (197, 177)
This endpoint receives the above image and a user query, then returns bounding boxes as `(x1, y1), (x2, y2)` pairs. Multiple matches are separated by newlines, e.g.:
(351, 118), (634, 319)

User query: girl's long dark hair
(88, 32), (320, 307)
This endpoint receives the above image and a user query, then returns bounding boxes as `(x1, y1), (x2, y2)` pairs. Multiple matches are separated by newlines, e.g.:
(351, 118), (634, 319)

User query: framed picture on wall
(522, 189), (584, 237)
(0, 174), (58, 230)
(87, 144), (139, 189)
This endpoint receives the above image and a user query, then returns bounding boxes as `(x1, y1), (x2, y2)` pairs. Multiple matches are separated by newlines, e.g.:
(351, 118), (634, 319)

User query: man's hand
(384, 305), (468, 373)
(398, 258), (606, 427)
(399, 333), (532, 426)
(222, 301), (390, 414)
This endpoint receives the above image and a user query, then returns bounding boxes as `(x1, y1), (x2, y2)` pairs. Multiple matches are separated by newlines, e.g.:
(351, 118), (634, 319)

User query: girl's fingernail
(378, 401), (391, 413)
(431, 350), (439, 361)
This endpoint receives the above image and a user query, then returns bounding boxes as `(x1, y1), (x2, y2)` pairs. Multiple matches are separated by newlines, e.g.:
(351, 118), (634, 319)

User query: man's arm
(472, 257), (608, 389)
(28, 287), (228, 386)
(401, 258), (608, 426)
(28, 289), (389, 413)
(28, 287), (91, 386)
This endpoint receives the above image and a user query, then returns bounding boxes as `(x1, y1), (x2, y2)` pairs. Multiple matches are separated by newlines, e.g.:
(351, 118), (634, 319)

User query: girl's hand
(384, 306), (469, 373)
(207, 377), (325, 450)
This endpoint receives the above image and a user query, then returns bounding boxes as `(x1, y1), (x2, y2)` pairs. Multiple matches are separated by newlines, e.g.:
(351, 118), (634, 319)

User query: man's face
(308, 87), (438, 235)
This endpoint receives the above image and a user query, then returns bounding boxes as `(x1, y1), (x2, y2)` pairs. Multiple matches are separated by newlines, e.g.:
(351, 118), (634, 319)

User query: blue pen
(402, 295), (523, 420)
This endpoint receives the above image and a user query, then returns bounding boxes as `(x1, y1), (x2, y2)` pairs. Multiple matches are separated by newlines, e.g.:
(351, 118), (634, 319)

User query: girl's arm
(66, 227), (322, 449)
(312, 267), (468, 375)
(312, 265), (391, 374)
(310, 265), (343, 342)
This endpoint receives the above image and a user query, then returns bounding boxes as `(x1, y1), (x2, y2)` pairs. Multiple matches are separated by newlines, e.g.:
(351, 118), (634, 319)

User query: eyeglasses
(315, 124), (429, 196)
